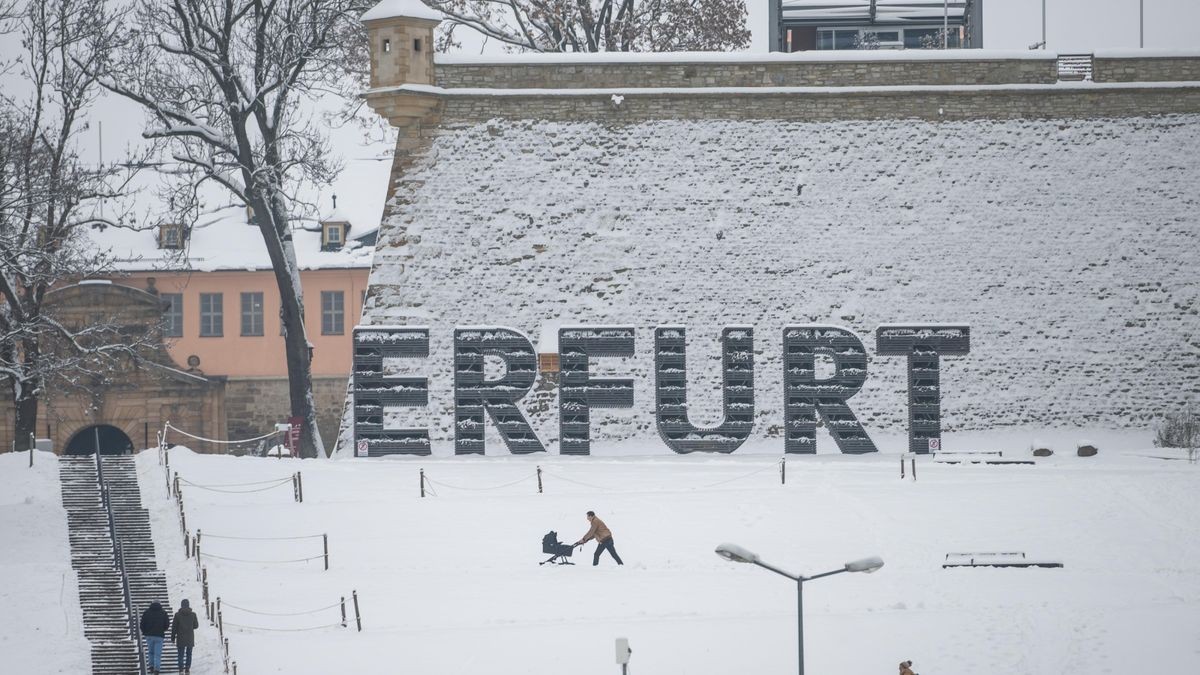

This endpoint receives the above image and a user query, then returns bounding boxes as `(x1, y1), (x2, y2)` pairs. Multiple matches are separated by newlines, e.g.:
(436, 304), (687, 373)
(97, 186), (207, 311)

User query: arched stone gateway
(64, 424), (135, 455)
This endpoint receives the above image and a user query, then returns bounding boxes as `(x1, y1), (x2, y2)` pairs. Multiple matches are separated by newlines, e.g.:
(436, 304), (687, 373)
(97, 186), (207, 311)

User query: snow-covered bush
(1154, 404), (1199, 462)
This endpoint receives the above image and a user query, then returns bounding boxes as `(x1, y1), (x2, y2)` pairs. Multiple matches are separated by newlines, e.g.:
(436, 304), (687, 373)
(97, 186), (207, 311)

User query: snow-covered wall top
(361, 114), (1200, 447)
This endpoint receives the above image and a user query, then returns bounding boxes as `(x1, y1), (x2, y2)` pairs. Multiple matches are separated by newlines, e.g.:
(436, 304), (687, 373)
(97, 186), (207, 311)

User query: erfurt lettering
(351, 324), (970, 457)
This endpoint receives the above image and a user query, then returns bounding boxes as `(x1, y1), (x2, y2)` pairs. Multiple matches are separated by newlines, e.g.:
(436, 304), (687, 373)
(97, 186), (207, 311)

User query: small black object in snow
(540, 531), (576, 566)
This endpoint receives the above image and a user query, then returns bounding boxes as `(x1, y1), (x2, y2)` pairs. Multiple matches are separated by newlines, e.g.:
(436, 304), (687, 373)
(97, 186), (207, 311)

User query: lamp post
(714, 543), (883, 675)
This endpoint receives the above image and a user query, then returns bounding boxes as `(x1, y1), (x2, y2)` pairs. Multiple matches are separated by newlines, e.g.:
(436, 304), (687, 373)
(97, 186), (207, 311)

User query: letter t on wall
(876, 325), (971, 454)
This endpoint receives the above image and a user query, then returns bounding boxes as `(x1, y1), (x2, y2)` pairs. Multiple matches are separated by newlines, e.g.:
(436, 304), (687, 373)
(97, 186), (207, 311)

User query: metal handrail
(96, 452), (148, 675)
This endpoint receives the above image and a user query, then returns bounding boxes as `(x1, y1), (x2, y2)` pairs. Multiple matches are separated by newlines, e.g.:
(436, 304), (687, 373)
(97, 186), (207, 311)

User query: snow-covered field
(140, 432), (1200, 674)
(0, 451), (90, 674)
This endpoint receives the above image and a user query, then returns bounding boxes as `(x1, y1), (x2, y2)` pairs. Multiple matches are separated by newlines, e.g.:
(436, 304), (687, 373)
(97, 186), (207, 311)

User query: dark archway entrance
(65, 425), (134, 455)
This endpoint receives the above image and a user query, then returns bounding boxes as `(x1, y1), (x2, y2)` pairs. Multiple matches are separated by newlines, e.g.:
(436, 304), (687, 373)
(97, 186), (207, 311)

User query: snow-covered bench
(942, 552), (1063, 569)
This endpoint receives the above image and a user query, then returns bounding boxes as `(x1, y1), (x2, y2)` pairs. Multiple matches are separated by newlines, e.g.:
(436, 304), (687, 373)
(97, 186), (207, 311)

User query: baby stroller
(540, 531), (577, 565)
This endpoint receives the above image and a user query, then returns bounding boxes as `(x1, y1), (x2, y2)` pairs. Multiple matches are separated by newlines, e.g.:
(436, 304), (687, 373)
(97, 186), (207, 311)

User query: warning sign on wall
(928, 438), (941, 452)
(356, 439), (369, 457)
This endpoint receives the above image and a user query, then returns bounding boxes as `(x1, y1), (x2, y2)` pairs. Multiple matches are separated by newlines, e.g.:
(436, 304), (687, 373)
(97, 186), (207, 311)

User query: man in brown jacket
(574, 511), (624, 566)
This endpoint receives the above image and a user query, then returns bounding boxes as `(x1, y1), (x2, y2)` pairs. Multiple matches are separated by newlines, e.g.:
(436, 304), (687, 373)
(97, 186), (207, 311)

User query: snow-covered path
(142, 435), (1200, 674)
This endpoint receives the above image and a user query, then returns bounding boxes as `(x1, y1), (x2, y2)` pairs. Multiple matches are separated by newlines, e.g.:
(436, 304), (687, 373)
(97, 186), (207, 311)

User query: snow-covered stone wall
(362, 115), (1200, 448)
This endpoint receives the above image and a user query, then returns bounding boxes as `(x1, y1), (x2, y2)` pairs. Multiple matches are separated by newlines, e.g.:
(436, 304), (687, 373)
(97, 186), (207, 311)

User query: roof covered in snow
(361, 0), (443, 23)
(88, 204), (377, 273)
(782, 0), (968, 24)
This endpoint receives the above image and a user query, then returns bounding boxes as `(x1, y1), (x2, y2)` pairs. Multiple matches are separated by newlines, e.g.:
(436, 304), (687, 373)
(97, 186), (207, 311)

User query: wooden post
(353, 589), (362, 631)
(911, 457), (917, 481)
(184, 532), (191, 559)
(340, 596), (347, 627)
(780, 457), (786, 485)
(196, 529), (202, 557)
(296, 471), (304, 503)
(216, 596), (222, 620)
(900, 457), (906, 479)
(536, 465), (543, 494)
(323, 533), (329, 571)
(218, 610), (224, 639)
(292, 472), (298, 501)
(419, 469), (425, 498)
(223, 638), (230, 673)
(28, 433), (34, 467)
(173, 472), (180, 497)
(232, 662), (237, 675)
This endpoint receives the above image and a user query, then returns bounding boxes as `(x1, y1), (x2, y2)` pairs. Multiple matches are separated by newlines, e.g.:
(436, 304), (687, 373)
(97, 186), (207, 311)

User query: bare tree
(0, 0), (146, 452)
(427, 0), (750, 52)
(1155, 403), (1199, 463)
(95, 0), (376, 458)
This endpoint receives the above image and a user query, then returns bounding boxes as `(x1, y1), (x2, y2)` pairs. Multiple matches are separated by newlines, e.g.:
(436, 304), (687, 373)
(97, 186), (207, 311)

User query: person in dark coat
(573, 510), (624, 566)
(139, 602), (170, 674)
(172, 599), (200, 674)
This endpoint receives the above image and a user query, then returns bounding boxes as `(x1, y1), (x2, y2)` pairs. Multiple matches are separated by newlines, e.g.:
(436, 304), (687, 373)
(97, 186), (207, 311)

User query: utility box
(615, 637), (632, 666)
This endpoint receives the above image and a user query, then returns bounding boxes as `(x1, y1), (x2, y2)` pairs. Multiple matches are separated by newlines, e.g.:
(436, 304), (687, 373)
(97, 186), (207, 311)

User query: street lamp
(714, 543), (883, 675)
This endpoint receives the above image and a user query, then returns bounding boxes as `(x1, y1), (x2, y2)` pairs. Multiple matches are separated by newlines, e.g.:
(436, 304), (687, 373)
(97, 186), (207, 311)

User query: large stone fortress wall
(356, 22), (1200, 450)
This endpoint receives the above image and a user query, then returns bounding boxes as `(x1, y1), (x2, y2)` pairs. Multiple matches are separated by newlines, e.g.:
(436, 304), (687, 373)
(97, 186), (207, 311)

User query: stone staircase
(61, 455), (180, 674)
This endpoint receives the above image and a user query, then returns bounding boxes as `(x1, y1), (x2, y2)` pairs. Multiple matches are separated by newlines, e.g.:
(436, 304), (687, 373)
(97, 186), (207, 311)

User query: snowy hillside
(0, 452), (90, 673)
(140, 442), (1200, 674)
(363, 114), (1200, 447)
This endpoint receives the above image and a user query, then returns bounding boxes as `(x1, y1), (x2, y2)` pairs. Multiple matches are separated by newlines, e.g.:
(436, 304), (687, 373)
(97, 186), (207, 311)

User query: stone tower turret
(361, 1), (444, 202)
(362, 0), (442, 89)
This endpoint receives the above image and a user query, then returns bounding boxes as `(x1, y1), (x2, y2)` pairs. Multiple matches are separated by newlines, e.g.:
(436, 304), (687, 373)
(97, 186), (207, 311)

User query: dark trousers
(594, 537), (624, 566)
(177, 645), (193, 670)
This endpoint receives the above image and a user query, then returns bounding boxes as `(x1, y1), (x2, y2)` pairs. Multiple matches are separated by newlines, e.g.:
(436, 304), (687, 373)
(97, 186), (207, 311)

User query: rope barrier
(424, 474), (536, 491)
(220, 601), (342, 617)
(537, 469), (611, 491)
(697, 460), (783, 489)
(180, 477), (294, 488)
(200, 552), (327, 564)
(178, 477), (293, 494)
(223, 621), (344, 632)
(165, 423), (283, 445)
(199, 533), (325, 541)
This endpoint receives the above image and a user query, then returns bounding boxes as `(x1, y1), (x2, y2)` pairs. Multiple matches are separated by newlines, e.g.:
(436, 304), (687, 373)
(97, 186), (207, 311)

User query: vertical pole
(185, 532), (191, 558)
(353, 590), (362, 631)
(912, 457), (917, 481)
(420, 469), (425, 498)
(900, 457), (905, 479)
(341, 596), (347, 627)
(94, 426), (101, 456)
(537, 465), (543, 494)
(29, 433), (34, 467)
(1140, 0), (1144, 48)
(780, 457), (786, 485)
(943, 0), (949, 48)
(323, 533), (329, 571)
(293, 472), (299, 501)
(144, 422), (149, 450)
(797, 578), (805, 675)
(218, 610), (224, 639)
(297, 471), (303, 503)
(1042, 0), (1047, 48)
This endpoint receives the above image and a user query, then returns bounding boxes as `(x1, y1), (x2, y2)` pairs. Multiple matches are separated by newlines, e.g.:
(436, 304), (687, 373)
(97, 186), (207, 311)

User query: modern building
(769, 0), (983, 52)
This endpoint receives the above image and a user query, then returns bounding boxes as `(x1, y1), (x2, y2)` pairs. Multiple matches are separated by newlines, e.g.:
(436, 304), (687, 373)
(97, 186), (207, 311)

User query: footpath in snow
(137, 432), (1200, 674)
(0, 450), (90, 673)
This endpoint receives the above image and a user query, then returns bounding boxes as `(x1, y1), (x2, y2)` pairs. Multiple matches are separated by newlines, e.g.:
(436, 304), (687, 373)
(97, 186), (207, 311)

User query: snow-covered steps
(59, 456), (181, 674)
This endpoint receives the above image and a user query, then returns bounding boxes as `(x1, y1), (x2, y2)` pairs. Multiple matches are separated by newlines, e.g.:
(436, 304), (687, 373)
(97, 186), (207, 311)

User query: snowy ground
(138, 430), (1200, 674)
(0, 450), (90, 674)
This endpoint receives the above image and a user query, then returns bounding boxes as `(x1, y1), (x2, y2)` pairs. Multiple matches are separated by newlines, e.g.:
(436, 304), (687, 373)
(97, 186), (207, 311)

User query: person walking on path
(139, 601), (170, 674)
(172, 599), (200, 674)
(574, 510), (624, 566)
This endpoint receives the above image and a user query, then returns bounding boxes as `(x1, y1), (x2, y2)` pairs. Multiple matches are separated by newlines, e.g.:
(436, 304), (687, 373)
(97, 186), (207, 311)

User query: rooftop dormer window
(322, 222), (345, 250)
(158, 223), (185, 250)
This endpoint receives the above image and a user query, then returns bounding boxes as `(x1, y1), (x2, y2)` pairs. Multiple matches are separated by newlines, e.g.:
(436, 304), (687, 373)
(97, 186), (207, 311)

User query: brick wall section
(435, 58), (1059, 89)
(434, 86), (1200, 124)
(224, 376), (349, 449)
(1094, 57), (1200, 83)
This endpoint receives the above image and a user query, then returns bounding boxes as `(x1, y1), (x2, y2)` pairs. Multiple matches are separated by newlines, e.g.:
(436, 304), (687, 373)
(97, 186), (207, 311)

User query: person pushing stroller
(574, 511), (624, 566)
